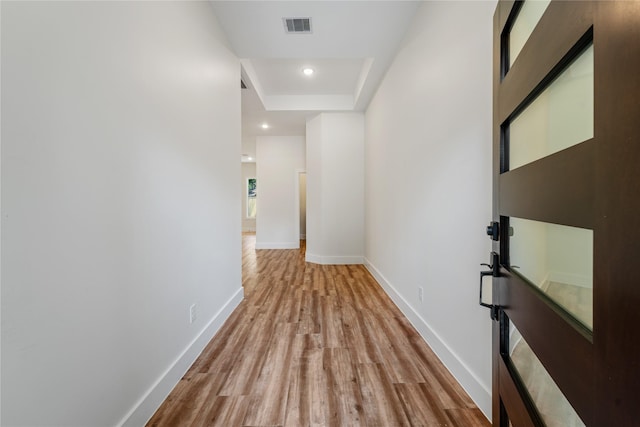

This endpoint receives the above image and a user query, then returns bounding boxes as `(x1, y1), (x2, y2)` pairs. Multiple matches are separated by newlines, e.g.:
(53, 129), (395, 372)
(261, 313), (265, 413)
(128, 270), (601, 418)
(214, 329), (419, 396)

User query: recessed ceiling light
(261, 123), (269, 129)
(302, 67), (314, 76)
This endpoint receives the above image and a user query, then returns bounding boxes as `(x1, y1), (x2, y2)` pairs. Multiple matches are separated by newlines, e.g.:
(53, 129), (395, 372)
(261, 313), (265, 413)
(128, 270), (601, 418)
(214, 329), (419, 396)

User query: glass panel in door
(509, 217), (593, 329)
(509, 0), (552, 67)
(509, 44), (594, 170)
(509, 322), (586, 427)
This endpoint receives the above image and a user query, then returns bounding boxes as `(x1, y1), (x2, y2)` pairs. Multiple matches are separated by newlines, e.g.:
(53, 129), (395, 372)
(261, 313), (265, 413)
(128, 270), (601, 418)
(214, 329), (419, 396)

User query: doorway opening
(296, 170), (307, 258)
(299, 172), (306, 241)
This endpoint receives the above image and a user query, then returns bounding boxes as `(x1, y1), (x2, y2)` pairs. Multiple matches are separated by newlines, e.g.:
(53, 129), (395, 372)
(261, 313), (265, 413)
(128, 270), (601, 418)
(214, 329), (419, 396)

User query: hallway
(147, 234), (489, 426)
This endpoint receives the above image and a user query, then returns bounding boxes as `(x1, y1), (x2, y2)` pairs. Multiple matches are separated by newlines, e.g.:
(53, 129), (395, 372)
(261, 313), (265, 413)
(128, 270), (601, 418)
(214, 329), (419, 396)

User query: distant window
(247, 178), (256, 218)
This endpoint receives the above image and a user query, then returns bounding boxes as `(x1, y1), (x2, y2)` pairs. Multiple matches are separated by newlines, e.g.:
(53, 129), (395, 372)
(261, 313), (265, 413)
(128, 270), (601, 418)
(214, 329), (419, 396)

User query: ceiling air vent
(283, 17), (312, 34)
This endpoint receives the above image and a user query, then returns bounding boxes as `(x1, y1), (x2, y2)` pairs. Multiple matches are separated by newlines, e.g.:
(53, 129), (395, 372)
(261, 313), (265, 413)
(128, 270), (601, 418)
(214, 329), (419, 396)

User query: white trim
(117, 287), (244, 427)
(306, 252), (364, 265)
(264, 94), (354, 111)
(363, 258), (492, 420)
(255, 242), (299, 249)
(300, 234), (306, 240)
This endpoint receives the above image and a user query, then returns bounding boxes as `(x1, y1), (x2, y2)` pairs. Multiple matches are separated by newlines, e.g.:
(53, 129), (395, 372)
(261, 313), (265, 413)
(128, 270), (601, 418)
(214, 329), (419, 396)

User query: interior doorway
(298, 172), (307, 241)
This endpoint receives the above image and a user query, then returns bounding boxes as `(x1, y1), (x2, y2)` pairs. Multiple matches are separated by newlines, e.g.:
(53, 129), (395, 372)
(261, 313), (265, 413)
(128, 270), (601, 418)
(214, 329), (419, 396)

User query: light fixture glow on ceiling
(302, 67), (314, 76)
(261, 123), (269, 129)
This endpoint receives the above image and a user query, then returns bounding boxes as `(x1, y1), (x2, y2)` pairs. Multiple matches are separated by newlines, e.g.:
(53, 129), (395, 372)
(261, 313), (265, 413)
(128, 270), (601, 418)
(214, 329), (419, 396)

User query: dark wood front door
(489, 1), (640, 425)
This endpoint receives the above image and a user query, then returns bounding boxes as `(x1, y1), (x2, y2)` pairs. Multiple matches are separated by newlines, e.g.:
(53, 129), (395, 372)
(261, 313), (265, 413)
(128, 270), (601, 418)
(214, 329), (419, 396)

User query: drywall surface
(306, 114), (324, 259)
(1, 2), (241, 425)
(255, 136), (306, 249)
(306, 113), (364, 264)
(364, 0), (495, 418)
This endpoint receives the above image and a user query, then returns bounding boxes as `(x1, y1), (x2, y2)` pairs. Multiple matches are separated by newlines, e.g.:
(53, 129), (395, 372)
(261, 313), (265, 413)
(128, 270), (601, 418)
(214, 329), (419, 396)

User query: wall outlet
(189, 304), (197, 324)
(418, 287), (424, 303)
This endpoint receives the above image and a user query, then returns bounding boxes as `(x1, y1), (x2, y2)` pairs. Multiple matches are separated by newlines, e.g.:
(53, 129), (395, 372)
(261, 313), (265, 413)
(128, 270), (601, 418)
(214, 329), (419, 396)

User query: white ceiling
(209, 1), (420, 153)
(251, 58), (364, 96)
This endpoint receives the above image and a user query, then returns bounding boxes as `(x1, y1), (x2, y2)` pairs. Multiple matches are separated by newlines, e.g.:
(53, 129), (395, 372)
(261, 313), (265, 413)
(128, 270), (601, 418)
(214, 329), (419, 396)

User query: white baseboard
(255, 242), (300, 249)
(117, 287), (244, 427)
(305, 252), (364, 265)
(300, 234), (306, 240)
(364, 258), (492, 420)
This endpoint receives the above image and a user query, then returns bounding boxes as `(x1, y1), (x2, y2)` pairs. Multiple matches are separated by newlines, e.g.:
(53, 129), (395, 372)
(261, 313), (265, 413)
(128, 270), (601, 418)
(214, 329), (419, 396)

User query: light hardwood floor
(147, 233), (489, 426)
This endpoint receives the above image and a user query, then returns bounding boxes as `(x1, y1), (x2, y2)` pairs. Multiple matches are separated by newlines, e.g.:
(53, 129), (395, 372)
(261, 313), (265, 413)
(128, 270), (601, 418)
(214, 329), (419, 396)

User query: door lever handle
(479, 252), (500, 320)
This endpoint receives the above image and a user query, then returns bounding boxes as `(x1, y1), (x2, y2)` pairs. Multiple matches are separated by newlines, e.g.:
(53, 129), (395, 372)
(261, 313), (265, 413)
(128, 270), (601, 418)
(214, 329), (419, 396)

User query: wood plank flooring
(147, 234), (489, 427)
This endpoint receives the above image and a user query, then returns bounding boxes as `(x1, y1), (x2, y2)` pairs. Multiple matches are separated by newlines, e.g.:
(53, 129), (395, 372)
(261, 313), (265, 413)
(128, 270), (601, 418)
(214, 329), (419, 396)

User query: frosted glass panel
(510, 218), (593, 329)
(509, 45), (593, 170)
(510, 324), (586, 427)
(509, 0), (551, 67)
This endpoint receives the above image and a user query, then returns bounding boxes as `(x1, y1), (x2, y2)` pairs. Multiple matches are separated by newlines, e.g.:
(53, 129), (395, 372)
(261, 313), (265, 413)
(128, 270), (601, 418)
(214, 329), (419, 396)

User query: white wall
(255, 136), (306, 249)
(306, 115), (324, 258)
(242, 136), (257, 160)
(1, 2), (242, 426)
(242, 163), (257, 232)
(0, 3), (3, 420)
(306, 113), (365, 264)
(364, 1), (495, 418)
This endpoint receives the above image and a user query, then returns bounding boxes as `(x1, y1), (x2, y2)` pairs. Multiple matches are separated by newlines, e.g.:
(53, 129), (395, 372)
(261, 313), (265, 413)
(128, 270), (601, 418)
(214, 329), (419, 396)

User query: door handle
(479, 252), (500, 320)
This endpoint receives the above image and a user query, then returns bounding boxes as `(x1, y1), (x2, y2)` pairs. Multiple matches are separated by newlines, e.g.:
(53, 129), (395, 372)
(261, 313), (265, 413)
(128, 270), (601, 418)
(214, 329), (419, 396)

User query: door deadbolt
(486, 221), (499, 241)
